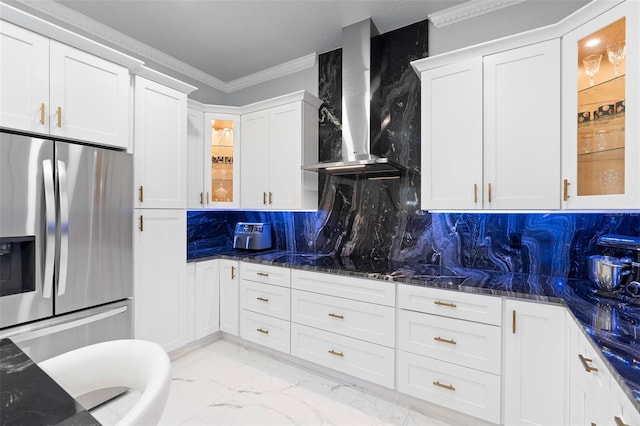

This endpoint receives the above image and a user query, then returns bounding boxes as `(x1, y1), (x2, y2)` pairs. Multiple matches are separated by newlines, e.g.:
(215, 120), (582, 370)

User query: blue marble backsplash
(187, 19), (640, 280)
(187, 210), (640, 280)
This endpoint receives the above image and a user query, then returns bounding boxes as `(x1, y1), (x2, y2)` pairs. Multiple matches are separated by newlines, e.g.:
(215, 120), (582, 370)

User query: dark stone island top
(0, 338), (100, 426)
(190, 248), (640, 410)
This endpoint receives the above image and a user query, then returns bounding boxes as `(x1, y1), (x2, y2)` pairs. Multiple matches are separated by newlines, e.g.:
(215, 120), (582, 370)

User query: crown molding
(225, 53), (317, 93)
(428, 0), (527, 28)
(6, 0), (316, 94)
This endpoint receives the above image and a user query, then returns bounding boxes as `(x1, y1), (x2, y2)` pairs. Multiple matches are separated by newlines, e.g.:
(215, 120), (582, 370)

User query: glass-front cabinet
(204, 112), (240, 208)
(562, 1), (639, 209)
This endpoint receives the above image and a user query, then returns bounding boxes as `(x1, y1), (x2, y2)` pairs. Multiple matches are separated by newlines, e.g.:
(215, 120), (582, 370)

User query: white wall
(428, 0), (589, 56)
(224, 65), (319, 106)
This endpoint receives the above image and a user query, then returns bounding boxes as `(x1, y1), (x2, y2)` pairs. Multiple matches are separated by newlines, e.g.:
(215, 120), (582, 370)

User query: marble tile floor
(92, 339), (464, 426)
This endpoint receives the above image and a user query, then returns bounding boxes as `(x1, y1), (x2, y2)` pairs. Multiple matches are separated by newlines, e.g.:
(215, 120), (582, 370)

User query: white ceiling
(29, 0), (463, 86)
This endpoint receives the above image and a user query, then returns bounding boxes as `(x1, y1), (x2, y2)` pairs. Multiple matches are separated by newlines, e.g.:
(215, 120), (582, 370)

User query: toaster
(233, 222), (273, 251)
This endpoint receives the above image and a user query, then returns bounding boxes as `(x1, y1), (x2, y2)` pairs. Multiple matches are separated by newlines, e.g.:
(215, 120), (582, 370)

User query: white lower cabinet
(610, 378), (640, 426)
(397, 351), (501, 424)
(291, 323), (395, 388)
(194, 259), (220, 340)
(397, 285), (502, 423)
(219, 259), (239, 336)
(240, 310), (290, 353)
(239, 262), (291, 353)
(503, 299), (567, 426)
(134, 209), (187, 352)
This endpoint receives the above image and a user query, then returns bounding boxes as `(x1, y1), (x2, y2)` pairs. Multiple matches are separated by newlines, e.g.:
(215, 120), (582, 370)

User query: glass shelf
(578, 146), (624, 157)
(578, 73), (625, 95)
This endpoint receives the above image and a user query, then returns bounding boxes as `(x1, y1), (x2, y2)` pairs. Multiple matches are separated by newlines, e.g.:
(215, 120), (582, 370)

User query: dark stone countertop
(0, 338), (100, 426)
(189, 248), (640, 410)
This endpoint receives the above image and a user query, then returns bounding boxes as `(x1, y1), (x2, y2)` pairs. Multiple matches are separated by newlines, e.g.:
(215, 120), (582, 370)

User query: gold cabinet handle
(474, 183), (478, 204)
(578, 354), (599, 373)
(40, 103), (45, 125)
(231, 266), (236, 280)
(263, 192), (267, 205)
(488, 183), (492, 203)
(434, 336), (457, 345)
(199, 192), (204, 205)
(138, 215), (143, 232)
(328, 349), (344, 357)
(432, 381), (455, 391)
(614, 416), (629, 426)
(563, 179), (571, 202)
(56, 106), (62, 128)
(206, 192), (210, 205)
(434, 301), (457, 308)
(328, 312), (344, 319)
(256, 272), (269, 277)
(269, 192), (273, 204)
(256, 296), (269, 302)
(138, 186), (144, 203)
(256, 328), (269, 334)
(512, 310), (516, 334)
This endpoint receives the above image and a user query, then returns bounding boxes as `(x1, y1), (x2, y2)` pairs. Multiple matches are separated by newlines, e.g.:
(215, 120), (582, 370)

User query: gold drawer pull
(256, 297), (269, 302)
(257, 272), (269, 277)
(256, 328), (269, 334)
(578, 354), (599, 373)
(40, 103), (45, 124)
(328, 349), (344, 357)
(564, 179), (571, 202)
(263, 192), (267, 205)
(614, 416), (629, 426)
(434, 301), (457, 308)
(231, 266), (236, 280)
(432, 381), (455, 391)
(328, 313), (344, 319)
(434, 336), (457, 345)
(56, 106), (62, 128)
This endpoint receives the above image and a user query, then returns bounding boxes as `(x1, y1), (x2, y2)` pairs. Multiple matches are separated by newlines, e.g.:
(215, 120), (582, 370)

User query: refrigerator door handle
(42, 159), (55, 299)
(57, 160), (69, 296)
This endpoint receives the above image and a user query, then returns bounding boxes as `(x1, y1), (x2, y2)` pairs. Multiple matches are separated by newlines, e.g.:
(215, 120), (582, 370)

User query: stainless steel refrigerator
(0, 130), (133, 364)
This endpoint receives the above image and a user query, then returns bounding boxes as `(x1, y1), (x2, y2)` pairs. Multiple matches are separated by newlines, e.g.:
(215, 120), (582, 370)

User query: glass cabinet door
(562, 1), (639, 209)
(204, 113), (240, 208)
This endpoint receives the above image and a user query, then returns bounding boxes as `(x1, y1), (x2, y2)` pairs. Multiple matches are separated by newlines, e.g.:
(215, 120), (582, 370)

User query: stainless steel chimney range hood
(302, 19), (406, 180)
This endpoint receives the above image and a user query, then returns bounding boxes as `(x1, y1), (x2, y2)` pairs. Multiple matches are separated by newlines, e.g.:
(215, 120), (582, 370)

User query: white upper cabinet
(421, 59), (483, 210)
(561, 1), (639, 209)
(240, 91), (320, 210)
(0, 21), (131, 149)
(205, 111), (241, 209)
(49, 41), (130, 148)
(134, 76), (189, 209)
(419, 40), (560, 211)
(0, 21), (49, 134)
(483, 40), (561, 210)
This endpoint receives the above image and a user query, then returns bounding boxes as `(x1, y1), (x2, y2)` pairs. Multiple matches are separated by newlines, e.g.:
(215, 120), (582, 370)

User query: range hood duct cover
(302, 19), (405, 179)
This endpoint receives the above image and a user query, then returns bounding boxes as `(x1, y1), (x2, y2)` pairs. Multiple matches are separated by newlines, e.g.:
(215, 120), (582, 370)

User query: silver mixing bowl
(588, 255), (631, 291)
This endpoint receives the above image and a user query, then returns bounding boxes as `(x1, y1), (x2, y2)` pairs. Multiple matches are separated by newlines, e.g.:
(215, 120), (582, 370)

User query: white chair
(39, 339), (171, 426)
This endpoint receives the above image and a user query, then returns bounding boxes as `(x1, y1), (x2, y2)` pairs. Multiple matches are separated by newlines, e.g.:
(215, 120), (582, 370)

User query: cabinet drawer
(240, 310), (290, 354)
(291, 269), (395, 306)
(398, 285), (502, 325)
(291, 289), (394, 347)
(397, 350), (501, 424)
(291, 323), (394, 388)
(240, 280), (290, 321)
(398, 310), (501, 374)
(240, 262), (291, 287)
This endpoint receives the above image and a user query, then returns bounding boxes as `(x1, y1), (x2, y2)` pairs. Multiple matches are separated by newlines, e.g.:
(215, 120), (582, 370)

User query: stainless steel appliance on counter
(233, 222), (273, 250)
(0, 130), (133, 363)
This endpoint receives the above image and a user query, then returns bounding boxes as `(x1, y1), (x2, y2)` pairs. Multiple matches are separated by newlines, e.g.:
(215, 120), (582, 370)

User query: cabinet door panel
(421, 58), (483, 210)
(195, 260), (220, 339)
(50, 41), (129, 149)
(503, 300), (567, 426)
(134, 210), (187, 352)
(240, 110), (270, 209)
(484, 40), (561, 209)
(187, 106), (204, 209)
(219, 260), (239, 336)
(269, 102), (302, 209)
(134, 77), (187, 208)
(0, 21), (49, 134)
